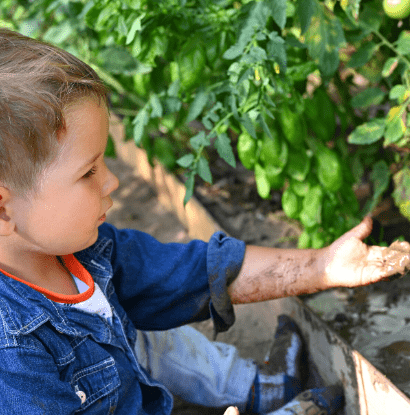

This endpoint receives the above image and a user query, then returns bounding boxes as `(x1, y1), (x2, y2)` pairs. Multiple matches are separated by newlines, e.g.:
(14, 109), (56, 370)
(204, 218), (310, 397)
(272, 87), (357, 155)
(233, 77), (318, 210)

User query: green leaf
(117, 15), (128, 37)
(84, 4), (101, 28)
(150, 94), (163, 118)
(202, 117), (213, 130)
(198, 157), (212, 184)
(190, 131), (210, 150)
(243, 46), (267, 64)
(382, 57), (399, 77)
(255, 163), (271, 199)
(390, 85), (407, 101)
(348, 119), (385, 145)
(282, 187), (302, 219)
(347, 42), (377, 68)
(99, 46), (139, 74)
(340, 0), (361, 21)
(300, 185), (323, 228)
(95, 3), (117, 30)
(223, 44), (244, 60)
(167, 80), (180, 97)
(215, 133), (236, 167)
(163, 97), (181, 113)
(43, 21), (73, 44)
(126, 14), (145, 45)
(397, 31), (410, 55)
(229, 95), (239, 119)
(291, 178), (310, 197)
(133, 108), (150, 145)
(352, 155), (364, 183)
(237, 67), (254, 84)
(241, 113), (257, 139)
(286, 150), (311, 181)
(358, 4), (383, 33)
(296, 0), (316, 34)
(393, 167), (410, 220)
(267, 32), (287, 71)
(183, 173), (195, 206)
(266, 0), (287, 29)
(223, 26), (254, 60)
(247, 2), (271, 30)
(177, 154), (195, 168)
(258, 114), (273, 139)
(384, 116), (405, 146)
(320, 49), (340, 77)
(286, 61), (317, 81)
(187, 91), (209, 123)
(363, 160), (390, 215)
(350, 87), (386, 109)
(305, 8), (345, 77)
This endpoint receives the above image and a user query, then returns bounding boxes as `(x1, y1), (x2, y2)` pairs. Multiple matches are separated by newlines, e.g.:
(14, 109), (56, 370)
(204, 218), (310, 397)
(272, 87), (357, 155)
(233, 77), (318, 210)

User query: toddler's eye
(83, 166), (97, 178)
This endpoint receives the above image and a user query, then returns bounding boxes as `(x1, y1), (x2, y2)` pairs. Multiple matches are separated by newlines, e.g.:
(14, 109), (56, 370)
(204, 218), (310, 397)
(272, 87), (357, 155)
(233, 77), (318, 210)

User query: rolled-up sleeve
(97, 224), (245, 334)
(207, 231), (246, 337)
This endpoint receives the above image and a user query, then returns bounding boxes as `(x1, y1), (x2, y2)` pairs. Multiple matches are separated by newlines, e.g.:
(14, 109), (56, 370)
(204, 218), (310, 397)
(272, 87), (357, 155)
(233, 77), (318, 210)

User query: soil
(105, 154), (410, 412)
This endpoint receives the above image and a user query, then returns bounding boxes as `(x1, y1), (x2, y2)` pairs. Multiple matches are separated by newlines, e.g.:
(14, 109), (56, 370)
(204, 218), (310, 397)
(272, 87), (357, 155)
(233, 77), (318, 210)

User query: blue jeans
(135, 325), (257, 412)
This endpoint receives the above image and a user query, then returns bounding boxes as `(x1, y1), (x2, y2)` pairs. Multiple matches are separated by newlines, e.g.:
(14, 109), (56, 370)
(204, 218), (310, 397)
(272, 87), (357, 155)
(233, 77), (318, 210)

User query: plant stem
(373, 29), (410, 68)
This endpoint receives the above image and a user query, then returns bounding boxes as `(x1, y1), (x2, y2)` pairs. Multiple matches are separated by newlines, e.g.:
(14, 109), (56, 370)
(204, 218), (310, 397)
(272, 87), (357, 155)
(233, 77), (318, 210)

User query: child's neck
(0, 251), (79, 296)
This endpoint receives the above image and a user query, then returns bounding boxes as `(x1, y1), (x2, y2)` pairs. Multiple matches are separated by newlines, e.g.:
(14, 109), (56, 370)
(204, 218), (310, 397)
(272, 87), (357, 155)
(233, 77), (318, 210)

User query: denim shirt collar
(0, 235), (115, 341)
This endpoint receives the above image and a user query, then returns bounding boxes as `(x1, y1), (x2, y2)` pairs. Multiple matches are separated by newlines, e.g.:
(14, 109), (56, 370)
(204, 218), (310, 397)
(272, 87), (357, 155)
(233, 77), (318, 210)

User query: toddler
(0, 28), (407, 414)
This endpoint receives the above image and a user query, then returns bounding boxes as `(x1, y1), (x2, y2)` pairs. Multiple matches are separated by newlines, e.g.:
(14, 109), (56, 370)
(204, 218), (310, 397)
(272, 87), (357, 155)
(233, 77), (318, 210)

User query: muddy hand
(323, 216), (410, 287)
(223, 406), (239, 415)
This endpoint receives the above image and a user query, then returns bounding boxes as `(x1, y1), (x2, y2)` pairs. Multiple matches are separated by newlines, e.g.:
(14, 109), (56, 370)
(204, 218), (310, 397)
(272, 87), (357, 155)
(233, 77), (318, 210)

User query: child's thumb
(223, 406), (239, 415)
(344, 216), (373, 242)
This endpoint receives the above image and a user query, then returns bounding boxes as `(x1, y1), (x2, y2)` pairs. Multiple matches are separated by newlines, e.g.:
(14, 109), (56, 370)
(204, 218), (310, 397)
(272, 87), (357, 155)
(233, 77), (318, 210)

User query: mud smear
(382, 241), (410, 277)
(306, 240), (410, 398)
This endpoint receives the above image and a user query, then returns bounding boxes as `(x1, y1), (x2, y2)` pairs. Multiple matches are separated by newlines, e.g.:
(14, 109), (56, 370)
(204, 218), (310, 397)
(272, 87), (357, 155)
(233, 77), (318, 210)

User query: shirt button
(76, 390), (87, 404)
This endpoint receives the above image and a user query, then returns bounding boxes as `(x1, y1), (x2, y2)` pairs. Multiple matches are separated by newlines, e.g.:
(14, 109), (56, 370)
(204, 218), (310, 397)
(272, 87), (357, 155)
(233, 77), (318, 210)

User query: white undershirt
(62, 275), (113, 322)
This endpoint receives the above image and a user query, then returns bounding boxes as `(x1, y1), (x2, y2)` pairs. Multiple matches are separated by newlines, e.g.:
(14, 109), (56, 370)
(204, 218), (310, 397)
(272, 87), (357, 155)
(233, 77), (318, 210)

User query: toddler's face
(9, 97), (119, 255)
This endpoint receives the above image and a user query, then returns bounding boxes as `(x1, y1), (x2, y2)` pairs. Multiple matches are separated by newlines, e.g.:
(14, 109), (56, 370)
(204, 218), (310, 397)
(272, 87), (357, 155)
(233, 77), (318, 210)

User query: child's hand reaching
(229, 216), (410, 304)
(323, 216), (410, 288)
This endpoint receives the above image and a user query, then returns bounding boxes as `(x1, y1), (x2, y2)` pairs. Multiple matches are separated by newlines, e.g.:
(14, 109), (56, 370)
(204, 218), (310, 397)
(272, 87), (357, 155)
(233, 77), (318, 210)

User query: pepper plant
(2, 0), (410, 248)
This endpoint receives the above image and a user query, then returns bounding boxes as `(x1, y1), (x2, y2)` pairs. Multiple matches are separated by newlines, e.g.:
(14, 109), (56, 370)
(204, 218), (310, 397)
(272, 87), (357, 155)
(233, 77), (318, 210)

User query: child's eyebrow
(77, 151), (103, 173)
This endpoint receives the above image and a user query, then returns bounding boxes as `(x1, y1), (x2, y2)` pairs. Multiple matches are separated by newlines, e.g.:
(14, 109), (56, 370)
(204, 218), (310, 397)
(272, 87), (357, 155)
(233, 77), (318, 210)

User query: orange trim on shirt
(0, 254), (94, 304)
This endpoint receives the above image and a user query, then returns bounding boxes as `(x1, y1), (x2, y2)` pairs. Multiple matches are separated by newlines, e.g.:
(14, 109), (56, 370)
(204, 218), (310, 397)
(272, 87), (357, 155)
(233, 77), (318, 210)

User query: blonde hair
(0, 28), (109, 195)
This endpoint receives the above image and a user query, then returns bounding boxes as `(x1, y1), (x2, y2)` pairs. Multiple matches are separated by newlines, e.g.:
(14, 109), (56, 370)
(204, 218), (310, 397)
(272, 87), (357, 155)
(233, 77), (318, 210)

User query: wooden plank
(353, 350), (410, 414)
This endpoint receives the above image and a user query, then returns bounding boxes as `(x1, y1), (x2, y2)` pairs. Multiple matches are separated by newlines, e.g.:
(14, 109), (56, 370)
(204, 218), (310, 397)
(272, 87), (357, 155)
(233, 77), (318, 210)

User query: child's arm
(228, 216), (410, 304)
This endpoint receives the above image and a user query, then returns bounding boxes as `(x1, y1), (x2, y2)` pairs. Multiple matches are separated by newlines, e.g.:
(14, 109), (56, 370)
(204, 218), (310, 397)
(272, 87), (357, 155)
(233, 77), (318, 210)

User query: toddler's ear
(0, 187), (14, 236)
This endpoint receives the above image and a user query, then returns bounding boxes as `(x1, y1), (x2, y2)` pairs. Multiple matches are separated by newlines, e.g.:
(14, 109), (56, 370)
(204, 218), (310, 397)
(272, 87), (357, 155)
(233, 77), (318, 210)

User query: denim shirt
(0, 223), (245, 414)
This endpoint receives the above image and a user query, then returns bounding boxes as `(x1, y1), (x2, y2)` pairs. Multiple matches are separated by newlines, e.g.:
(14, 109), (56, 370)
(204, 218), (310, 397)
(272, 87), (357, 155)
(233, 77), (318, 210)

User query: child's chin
(80, 230), (99, 250)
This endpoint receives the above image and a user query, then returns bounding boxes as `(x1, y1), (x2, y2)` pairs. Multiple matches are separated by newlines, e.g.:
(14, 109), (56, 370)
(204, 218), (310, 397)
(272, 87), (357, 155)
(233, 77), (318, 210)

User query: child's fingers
(223, 406), (239, 415)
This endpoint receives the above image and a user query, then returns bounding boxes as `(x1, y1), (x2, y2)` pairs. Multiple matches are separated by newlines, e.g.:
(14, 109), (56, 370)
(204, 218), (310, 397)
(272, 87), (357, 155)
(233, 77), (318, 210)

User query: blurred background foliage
(3, 0), (410, 247)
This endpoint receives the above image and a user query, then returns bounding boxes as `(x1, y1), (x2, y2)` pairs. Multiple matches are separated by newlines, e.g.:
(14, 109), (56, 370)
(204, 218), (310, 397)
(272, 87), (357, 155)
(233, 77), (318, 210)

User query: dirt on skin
(382, 240), (410, 276)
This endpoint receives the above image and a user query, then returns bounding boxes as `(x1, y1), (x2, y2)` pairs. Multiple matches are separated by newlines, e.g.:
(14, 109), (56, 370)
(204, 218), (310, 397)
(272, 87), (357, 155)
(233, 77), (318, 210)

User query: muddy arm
(228, 217), (410, 304)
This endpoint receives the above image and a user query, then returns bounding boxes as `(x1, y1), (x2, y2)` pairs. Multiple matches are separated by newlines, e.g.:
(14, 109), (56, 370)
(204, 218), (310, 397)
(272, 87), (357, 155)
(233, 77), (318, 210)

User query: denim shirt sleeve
(207, 231), (246, 338)
(98, 224), (245, 335)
